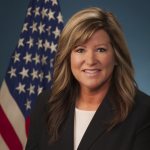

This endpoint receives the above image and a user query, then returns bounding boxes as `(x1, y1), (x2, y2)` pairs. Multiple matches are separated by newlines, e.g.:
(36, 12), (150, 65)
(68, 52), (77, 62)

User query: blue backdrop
(0, 0), (150, 95)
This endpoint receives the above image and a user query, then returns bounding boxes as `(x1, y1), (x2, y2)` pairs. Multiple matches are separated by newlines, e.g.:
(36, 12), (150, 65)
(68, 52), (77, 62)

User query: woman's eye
(75, 48), (84, 53)
(97, 48), (106, 52)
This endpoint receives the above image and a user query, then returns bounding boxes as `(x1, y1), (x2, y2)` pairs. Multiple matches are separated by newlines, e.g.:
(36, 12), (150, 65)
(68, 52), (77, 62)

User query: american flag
(0, 0), (63, 149)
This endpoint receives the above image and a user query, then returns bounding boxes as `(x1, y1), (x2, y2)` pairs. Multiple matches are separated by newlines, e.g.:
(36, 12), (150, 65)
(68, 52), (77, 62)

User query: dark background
(0, 0), (150, 95)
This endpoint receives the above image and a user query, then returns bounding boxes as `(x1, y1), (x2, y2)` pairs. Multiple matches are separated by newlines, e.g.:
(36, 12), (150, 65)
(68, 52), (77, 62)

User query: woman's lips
(82, 69), (101, 76)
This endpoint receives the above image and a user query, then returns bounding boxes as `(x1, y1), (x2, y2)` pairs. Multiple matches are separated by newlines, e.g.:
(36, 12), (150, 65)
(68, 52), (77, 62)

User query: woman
(26, 7), (150, 150)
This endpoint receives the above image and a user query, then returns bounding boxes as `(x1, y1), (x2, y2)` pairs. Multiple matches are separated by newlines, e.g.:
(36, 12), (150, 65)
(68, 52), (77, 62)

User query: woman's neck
(76, 84), (110, 111)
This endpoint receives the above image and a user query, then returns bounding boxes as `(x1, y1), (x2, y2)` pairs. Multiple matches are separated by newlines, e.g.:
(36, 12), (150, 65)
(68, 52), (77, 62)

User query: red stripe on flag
(25, 116), (30, 136)
(0, 106), (23, 150)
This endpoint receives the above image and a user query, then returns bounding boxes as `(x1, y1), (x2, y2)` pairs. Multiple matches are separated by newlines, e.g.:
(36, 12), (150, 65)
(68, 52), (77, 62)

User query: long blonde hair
(47, 7), (137, 142)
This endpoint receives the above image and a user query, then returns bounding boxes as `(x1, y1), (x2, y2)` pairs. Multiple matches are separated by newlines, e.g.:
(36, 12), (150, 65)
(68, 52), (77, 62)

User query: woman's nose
(85, 51), (97, 65)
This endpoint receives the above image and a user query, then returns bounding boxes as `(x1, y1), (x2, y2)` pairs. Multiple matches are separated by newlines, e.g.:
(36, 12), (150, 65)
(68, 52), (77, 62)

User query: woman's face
(70, 29), (116, 92)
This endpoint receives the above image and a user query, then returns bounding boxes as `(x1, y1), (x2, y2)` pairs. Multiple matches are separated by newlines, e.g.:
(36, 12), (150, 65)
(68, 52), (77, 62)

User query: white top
(74, 108), (96, 150)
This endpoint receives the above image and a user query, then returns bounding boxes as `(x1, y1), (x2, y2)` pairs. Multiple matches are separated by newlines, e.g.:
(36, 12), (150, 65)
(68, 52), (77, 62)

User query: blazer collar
(53, 90), (114, 150)
(77, 91), (114, 150)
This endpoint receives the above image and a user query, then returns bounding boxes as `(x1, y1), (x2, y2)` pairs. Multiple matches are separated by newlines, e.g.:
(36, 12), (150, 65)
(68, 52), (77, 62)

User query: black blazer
(25, 89), (150, 150)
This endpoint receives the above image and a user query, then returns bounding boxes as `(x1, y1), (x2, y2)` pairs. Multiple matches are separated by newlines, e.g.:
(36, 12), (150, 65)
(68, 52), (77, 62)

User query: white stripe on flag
(0, 134), (9, 150)
(0, 80), (27, 149)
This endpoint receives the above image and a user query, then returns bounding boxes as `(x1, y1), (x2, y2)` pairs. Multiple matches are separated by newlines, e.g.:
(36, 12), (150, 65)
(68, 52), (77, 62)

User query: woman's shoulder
(36, 89), (51, 104)
(31, 89), (51, 115)
(135, 89), (150, 107)
(130, 89), (150, 134)
(132, 89), (150, 126)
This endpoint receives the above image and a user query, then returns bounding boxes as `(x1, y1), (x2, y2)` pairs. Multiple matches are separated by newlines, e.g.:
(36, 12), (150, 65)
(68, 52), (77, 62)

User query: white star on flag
(23, 52), (32, 64)
(27, 7), (32, 16)
(38, 86), (43, 95)
(39, 71), (44, 81)
(57, 12), (63, 23)
(8, 67), (16, 78)
(46, 26), (51, 35)
(50, 42), (57, 53)
(26, 37), (34, 48)
(19, 67), (29, 79)
(36, 39), (43, 49)
(30, 21), (38, 33)
(33, 53), (40, 64)
(45, 71), (52, 82)
(30, 68), (38, 80)
(50, 58), (54, 67)
(43, 39), (51, 51)
(16, 82), (26, 94)
(38, 22), (45, 34)
(27, 84), (35, 95)
(41, 55), (48, 65)
(22, 23), (28, 32)
(18, 38), (24, 48)
(45, 0), (50, 3)
(51, 0), (58, 6)
(12, 52), (20, 63)
(48, 9), (55, 20)
(25, 99), (31, 110)
(41, 8), (48, 19)
(33, 7), (40, 17)
(53, 27), (61, 39)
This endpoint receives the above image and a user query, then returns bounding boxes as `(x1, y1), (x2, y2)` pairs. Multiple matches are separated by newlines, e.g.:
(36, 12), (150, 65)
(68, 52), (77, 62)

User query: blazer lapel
(77, 92), (114, 150)
(61, 105), (75, 150)
(47, 104), (75, 150)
